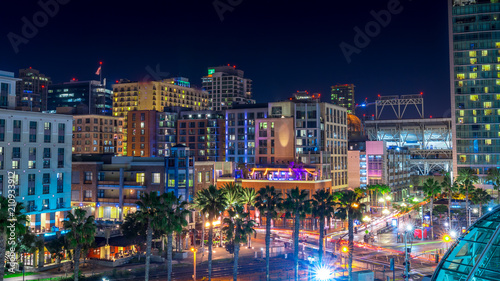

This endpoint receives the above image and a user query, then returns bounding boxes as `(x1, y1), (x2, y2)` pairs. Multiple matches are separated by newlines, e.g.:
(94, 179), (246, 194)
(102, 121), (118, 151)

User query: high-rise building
(202, 66), (254, 111)
(0, 70), (20, 109)
(127, 110), (157, 157)
(15, 68), (51, 112)
(165, 145), (195, 202)
(0, 109), (72, 235)
(225, 104), (269, 165)
(72, 115), (124, 155)
(268, 93), (348, 189)
(112, 78), (208, 119)
(113, 78), (208, 156)
(47, 80), (112, 116)
(331, 84), (355, 114)
(449, 0), (500, 176)
(177, 111), (225, 162)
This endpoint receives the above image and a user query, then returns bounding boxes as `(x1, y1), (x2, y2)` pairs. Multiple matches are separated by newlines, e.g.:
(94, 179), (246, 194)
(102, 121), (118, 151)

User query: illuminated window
(482, 65), (491, 71)
(486, 155), (491, 163)
(482, 50), (488, 56)
(458, 81), (464, 87)
(497, 94), (500, 100)
(485, 109), (493, 115)
(484, 102), (492, 108)
(486, 139), (492, 145)
(496, 42), (500, 48)
(473, 110), (477, 116)
(470, 95), (479, 101)
(460, 155), (466, 163)
(458, 118), (464, 124)
(497, 80), (500, 85)
(485, 87), (489, 93)
(136, 173), (145, 184)
(470, 51), (477, 57)
(470, 58), (477, 64)
(457, 73), (465, 80)
(469, 73), (478, 79)
(473, 117), (477, 123)
(486, 124), (491, 131)
(460, 110), (465, 116)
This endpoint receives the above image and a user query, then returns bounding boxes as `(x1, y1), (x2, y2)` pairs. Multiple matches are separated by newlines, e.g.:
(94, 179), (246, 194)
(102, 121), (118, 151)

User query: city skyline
(1, 0), (449, 117)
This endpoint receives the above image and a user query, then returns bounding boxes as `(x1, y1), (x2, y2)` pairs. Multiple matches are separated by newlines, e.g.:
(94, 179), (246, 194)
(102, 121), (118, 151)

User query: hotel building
(0, 109), (72, 235)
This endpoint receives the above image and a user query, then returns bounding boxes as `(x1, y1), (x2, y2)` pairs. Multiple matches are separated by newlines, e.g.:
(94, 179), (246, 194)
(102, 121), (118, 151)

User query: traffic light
(341, 246), (349, 253)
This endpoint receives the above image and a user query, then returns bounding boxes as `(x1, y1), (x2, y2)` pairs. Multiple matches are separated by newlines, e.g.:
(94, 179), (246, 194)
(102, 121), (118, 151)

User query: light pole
(190, 247), (197, 281)
(404, 224), (413, 281)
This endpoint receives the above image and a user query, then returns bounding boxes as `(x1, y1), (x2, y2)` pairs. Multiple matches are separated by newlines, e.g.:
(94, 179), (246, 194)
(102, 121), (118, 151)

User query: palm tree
(422, 178), (441, 240)
(310, 189), (335, 264)
(0, 197), (26, 281)
(333, 189), (366, 281)
(223, 205), (256, 281)
(240, 187), (257, 248)
(470, 188), (492, 218)
(486, 168), (500, 204)
(457, 168), (479, 227)
(46, 236), (65, 264)
(283, 187), (311, 281)
(63, 208), (96, 281)
(220, 182), (241, 247)
(441, 172), (458, 229)
(368, 184), (390, 210)
(135, 191), (163, 281)
(255, 186), (283, 281)
(160, 192), (190, 281)
(194, 185), (226, 281)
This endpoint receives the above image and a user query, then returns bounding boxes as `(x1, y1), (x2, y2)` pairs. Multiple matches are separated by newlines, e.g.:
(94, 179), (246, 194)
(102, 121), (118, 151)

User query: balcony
(97, 198), (119, 203)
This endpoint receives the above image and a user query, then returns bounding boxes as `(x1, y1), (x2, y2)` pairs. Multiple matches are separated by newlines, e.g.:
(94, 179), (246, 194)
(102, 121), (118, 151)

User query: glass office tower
(450, 0), (500, 175)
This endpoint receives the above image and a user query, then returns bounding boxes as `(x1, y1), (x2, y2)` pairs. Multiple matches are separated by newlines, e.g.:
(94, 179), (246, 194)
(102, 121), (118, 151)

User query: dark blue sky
(1, 0), (450, 118)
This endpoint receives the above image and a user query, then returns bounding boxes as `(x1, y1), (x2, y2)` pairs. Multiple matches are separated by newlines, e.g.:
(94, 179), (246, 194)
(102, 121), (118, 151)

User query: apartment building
(72, 115), (124, 155)
(0, 109), (72, 235)
(177, 111), (225, 162)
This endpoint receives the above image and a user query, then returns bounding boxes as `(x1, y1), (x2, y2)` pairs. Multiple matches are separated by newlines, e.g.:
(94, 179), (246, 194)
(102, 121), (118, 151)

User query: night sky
(1, 0), (450, 118)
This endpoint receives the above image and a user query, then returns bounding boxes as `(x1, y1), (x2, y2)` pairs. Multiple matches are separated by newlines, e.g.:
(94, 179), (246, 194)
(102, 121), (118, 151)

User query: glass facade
(452, 0), (500, 173)
(432, 205), (500, 281)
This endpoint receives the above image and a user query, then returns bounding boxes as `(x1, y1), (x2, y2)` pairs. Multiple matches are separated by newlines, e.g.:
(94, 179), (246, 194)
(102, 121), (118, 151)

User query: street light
(382, 208), (390, 215)
(314, 266), (333, 281)
(386, 196), (392, 201)
(442, 234), (451, 243)
(450, 231), (457, 238)
(190, 247), (197, 281)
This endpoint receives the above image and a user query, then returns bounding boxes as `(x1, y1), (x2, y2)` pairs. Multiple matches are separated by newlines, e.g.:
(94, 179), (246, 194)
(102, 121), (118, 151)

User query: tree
(441, 172), (458, 229)
(135, 192), (164, 281)
(255, 186), (283, 281)
(310, 189), (335, 264)
(486, 168), (500, 204)
(422, 178), (441, 239)
(220, 182), (241, 247)
(63, 208), (96, 281)
(470, 188), (492, 218)
(368, 184), (390, 210)
(283, 187), (311, 281)
(46, 236), (65, 264)
(0, 196), (26, 280)
(194, 185), (226, 281)
(160, 192), (190, 281)
(222, 205), (255, 281)
(457, 168), (479, 227)
(333, 189), (366, 281)
(240, 187), (257, 248)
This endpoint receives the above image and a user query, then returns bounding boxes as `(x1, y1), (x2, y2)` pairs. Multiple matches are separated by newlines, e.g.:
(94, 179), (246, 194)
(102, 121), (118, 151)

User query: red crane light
(99, 61), (103, 65)
(420, 92), (423, 95)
